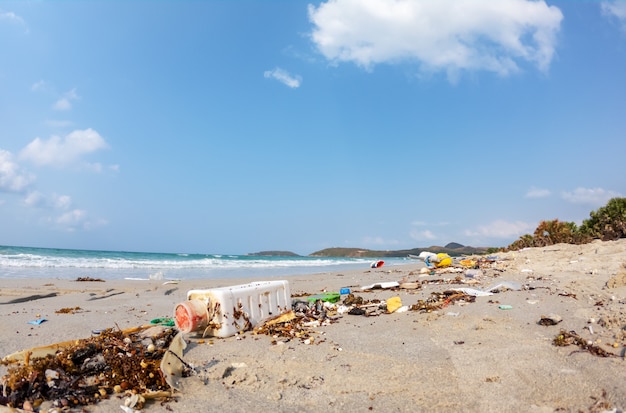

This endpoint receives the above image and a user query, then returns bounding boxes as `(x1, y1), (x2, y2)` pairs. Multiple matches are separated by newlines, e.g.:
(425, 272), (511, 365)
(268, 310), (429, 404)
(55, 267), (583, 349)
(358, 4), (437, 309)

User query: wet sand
(1, 239), (626, 412)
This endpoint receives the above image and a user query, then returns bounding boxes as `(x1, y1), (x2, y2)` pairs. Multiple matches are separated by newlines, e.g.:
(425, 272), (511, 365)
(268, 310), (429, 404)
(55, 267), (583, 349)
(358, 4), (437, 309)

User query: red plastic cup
(174, 300), (208, 333)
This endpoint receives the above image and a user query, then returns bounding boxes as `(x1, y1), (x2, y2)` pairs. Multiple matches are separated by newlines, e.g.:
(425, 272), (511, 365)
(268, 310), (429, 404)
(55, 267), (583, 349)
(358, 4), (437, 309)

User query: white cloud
(53, 194), (72, 209)
(0, 149), (34, 193)
(410, 229), (436, 241)
(31, 80), (46, 92)
(56, 209), (87, 231)
(264, 68), (302, 88)
(525, 186), (551, 198)
(308, 0), (563, 78)
(55, 209), (107, 231)
(561, 187), (622, 206)
(24, 191), (72, 210)
(20, 128), (109, 168)
(22, 190), (106, 231)
(53, 98), (72, 111)
(0, 8), (27, 32)
(52, 88), (80, 111)
(465, 219), (534, 239)
(23, 191), (46, 208)
(362, 236), (400, 246)
(409, 220), (450, 241)
(602, 1), (626, 31)
(57, 209), (84, 224)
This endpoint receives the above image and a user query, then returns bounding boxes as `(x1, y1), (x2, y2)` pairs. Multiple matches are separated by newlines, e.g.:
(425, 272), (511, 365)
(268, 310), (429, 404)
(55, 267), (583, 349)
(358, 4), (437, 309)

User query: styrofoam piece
(174, 280), (291, 337)
(485, 281), (522, 292)
(360, 281), (400, 290)
(451, 287), (494, 297)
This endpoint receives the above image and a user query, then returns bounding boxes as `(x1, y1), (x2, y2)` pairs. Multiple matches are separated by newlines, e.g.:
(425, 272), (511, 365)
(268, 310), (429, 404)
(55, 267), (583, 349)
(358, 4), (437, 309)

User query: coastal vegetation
(506, 197), (626, 251)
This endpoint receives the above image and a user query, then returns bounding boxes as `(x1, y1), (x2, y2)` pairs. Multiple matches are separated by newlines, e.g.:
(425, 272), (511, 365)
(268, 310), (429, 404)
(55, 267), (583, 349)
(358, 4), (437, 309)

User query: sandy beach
(2, 239), (626, 412)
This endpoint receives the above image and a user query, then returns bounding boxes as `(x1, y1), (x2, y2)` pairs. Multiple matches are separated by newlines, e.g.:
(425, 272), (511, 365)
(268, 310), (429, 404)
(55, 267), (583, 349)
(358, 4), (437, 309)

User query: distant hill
(445, 242), (465, 249)
(247, 251), (300, 257)
(309, 243), (489, 258)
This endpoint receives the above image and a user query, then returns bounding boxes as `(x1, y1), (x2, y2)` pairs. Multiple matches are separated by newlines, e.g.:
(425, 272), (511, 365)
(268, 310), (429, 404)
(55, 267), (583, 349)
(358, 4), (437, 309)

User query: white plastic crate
(174, 280), (291, 337)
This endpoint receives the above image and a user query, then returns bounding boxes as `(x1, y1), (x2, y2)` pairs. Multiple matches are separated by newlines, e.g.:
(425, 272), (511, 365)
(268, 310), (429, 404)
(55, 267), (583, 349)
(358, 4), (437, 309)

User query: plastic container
(464, 269), (484, 279)
(174, 280), (291, 337)
(306, 292), (340, 303)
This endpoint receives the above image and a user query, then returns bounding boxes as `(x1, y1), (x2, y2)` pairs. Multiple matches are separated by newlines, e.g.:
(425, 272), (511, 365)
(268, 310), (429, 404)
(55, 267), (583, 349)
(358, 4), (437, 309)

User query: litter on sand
(360, 281), (400, 290)
(451, 288), (494, 297)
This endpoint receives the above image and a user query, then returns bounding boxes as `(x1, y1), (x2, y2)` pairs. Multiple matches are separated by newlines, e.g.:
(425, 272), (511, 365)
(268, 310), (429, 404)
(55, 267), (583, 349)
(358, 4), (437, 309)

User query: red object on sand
(370, 260), (385, 268)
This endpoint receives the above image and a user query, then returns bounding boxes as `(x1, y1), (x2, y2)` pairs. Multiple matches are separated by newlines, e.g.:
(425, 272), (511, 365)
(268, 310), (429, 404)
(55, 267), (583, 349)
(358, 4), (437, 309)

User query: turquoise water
(0, 245), (409, 280)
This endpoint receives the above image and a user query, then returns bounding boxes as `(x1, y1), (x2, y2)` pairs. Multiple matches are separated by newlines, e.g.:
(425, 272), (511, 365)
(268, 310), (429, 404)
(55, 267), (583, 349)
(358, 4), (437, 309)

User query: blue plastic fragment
(27, 318), (47, 325)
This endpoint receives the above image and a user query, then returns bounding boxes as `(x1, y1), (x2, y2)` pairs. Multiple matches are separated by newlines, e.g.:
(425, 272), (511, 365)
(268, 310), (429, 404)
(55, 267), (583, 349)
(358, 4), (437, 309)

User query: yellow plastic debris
(459, 259), (476, 268)
(435, 253), (452, 268)
(386, 296), (402, 313)
(262, 310), (296, 327)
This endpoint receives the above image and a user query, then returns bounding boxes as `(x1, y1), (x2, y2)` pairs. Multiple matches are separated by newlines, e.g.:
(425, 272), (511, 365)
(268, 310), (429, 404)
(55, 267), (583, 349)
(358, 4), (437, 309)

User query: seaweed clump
(0, 326), (178, 410)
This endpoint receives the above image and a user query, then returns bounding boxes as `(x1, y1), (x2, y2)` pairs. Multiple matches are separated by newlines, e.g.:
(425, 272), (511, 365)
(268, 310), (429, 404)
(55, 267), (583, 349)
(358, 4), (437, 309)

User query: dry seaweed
(75, 277), (105, 282)
(254, 311), (316, 344)
(410, 290), (475, 313)
(55, 307), (82, 314)
(254, 300), (339, 344)
(552, 330), (619, 358)
(0, 326), (181, 410)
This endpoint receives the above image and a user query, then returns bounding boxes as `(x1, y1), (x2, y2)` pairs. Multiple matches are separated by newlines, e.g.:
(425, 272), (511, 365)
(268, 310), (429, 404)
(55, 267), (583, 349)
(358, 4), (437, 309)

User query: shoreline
(1, 239), (625, 412)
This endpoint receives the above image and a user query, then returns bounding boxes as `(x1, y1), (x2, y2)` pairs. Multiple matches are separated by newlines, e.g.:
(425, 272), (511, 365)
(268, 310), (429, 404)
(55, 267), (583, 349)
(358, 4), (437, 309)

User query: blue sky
(1, 0), (625, 255)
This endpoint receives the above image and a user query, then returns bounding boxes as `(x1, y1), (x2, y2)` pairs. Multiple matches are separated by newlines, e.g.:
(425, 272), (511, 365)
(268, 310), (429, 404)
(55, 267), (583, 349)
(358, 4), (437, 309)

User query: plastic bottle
(174, 280), (291, 337)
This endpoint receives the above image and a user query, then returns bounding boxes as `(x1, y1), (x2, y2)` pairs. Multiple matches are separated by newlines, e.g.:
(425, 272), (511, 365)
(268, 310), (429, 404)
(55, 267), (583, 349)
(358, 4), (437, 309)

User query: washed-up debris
(160, 332), (188, 390)
(26, 318), (47, 325)
(385, 297), (402, 313)
(410, 291), (475, 313)
(484, 281), (522, 293)
(175, 281), (291, 338)
(424, 253), (452, 268)
(459, 259), (477, 268)
(464, 269), (483, 279)
(0, 325), (183, 411)
(306, 292), (340, 303)
(451, 280), (522, 297)
(420, 277), (473, 286)
(254, 308), (326, 344)
(360, 281), (399, 291)
(452, 287), (494, 297)
(75, 277), (105, 282)
(55, 306), (82, 314)
(552, 330), (619, 358)
(343, 294), (364, 306)
(538, 313), (562, 326)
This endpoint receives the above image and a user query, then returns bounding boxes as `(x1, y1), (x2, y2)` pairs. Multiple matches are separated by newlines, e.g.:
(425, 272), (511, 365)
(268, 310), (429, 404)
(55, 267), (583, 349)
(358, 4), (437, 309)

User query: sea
(0, 245), (411, 281)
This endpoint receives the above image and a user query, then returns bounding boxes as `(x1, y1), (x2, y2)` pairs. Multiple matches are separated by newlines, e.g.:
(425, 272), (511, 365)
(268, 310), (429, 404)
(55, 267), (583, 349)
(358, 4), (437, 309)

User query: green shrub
(505, 197), (626, 251)
(580, 197), (626, 241)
